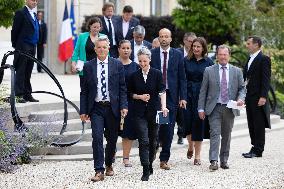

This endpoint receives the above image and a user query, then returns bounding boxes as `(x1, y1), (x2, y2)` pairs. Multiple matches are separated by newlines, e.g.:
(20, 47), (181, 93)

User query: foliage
(0, 0), (24, 28)
(172, 0), (250, 45)
(0, 84), (8, 105)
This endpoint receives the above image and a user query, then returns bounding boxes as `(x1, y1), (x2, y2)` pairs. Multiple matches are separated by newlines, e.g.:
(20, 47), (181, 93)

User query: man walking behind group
(242, 36), (271, 158)
(11, 0), (40, 104)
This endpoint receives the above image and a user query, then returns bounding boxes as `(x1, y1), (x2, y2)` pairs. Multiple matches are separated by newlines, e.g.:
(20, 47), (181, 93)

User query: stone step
(16, 101), (79, 117)
(46, 114), (280, 142)
(28, 108), (79, 122)
(31, 115), (281, 156)
(31, 121), (284, 161)
(25, 119), (91, 132)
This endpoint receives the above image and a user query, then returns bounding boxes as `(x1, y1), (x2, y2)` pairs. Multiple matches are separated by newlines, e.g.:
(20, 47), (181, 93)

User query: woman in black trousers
(128, 47), (168, 181)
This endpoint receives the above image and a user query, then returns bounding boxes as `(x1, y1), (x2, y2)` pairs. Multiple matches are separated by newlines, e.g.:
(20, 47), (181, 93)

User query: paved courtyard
(1, 127), (284, 189)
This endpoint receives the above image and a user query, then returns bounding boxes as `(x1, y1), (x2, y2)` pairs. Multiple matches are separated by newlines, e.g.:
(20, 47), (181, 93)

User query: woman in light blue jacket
(71, 17), (106, 82)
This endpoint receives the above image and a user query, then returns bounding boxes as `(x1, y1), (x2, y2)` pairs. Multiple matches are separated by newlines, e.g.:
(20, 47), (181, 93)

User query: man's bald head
(158, 28), (172, 49)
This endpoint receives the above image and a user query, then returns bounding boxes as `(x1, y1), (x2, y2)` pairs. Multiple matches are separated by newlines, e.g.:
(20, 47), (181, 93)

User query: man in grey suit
(198, 45), (246, 171)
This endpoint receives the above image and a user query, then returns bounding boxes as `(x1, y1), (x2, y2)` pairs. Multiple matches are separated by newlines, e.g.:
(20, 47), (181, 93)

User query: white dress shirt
(247, 50), (260, 70)
(103, 16), (116, 46)
(160, 47), (170, 89)
(25, 5), (36, 20)
(122, 20), (129, 38)
(218, 63), (230, 104)
(142, 67), (150, 83)
(134, 41), (144, 63)
(95, 57), (110, 102)
(183, 47), (188, 57)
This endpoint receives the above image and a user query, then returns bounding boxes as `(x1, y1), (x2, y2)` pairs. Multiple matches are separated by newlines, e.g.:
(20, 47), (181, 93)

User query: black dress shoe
(243, 152), (262, 158)
(242, 148), (254, 156)
(220, 162), (229, 169)
(141, 165), (150, 181)
(177, 137), (184, 144)
(24, 95), (39, 102)
(209, 160), (218, 171)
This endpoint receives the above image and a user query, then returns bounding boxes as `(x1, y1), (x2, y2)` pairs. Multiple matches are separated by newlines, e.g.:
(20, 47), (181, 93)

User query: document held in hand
(156, 111), (170, 124)
(226, 100), (245, 110)
(76, 60), (84, 72)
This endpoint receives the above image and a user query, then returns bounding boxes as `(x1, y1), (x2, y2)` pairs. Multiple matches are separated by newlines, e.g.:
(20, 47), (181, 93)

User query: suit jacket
(11, 7), (39, 48)
(150, 47), (187, 110)
(130, 39), (152, 61)
(243, 51), (271, 128)
(99, 15), (118, 47)
(115, 16), (140, 44)
(38, 21), (47, 45)
(128, 68), (165, 120)
(198, 64), (246, 116)
(80, 57), (128, 118)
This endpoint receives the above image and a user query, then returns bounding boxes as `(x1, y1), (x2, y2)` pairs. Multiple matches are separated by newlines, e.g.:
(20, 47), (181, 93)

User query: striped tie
(100, 62), (107, 100)
(221, 66), (228, 104)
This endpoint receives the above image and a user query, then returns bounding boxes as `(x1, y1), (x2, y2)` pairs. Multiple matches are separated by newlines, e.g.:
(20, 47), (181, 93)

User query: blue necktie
(100, 62), (107, 100)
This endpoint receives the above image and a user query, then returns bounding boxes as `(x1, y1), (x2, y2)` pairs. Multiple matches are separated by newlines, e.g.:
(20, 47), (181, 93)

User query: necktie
(221, 66), (229, 104)
(100, 62), (107, 100)
(162, 51), (168, 85)
(107, 19), (113, 46)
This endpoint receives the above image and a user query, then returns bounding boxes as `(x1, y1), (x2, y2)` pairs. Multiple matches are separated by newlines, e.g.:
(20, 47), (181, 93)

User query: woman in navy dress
(184, 37), (214, 165)
(118, 40), (139, 167)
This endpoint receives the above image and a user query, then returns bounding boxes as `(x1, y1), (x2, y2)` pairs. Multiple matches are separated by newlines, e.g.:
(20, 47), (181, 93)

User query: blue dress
(183, 57), (214, 141)
(121, 61), (139, 140)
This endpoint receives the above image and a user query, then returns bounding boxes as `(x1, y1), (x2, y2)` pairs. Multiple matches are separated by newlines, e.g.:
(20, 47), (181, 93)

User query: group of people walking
(11, 0), (271, 183)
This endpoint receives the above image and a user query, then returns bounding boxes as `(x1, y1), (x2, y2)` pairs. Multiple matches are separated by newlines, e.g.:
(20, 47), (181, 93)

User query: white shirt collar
(97, 56), (109, 64)
(250, 50), (261, 59)
(142, 67), (150, 75)
(25, 5), (36, 13)
(219, 63), (229, 69)
(134, 40), (143, 46)
(160, 47), (170, 53)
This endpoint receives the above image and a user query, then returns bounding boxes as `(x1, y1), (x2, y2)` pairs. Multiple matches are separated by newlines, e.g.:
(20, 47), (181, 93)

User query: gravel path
(1, 129), (284, 189)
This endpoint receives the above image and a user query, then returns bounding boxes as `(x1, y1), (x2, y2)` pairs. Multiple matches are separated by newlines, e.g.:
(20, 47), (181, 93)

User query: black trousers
(246, 96), (266, 154)
(135, 116), (159, 166)
(36, 44), (44, 72)
(176, 107), (184, 138)
(109, 45), (118, 58)
(13, 43), (36, 97)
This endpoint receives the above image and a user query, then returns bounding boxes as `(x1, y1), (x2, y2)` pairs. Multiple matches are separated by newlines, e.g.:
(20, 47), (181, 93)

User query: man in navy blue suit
(99, 2), (119, 58)
(130, 25), (152, 63)
(151, 28), (187, 170)
(11, 0), (39, 104)
(80, 36), (128, 182)
(115, 5), (139, 44)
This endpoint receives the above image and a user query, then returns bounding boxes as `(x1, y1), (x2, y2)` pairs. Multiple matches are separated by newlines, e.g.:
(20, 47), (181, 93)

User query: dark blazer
(99, 15), (118, 45)
(150, 47), (187, 110)
(11, 7), (38, 48)
(243, 51), (271, 128)
(130, 39), (152, 61)
(128, 68), (165, 120)
(80, 57), (128, 118)
(38, 21), (47, 45)
(115, 16), (140, 43)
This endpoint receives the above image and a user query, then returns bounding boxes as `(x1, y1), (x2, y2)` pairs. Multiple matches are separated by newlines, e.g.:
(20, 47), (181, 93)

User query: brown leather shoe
(90, 172), (104, 182)
(160, 161), (170, 170)
(105, 166), (114, 176)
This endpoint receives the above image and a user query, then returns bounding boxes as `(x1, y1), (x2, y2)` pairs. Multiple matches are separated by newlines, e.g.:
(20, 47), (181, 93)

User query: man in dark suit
(176, 32), (196, 145)
(11, 0), (39, 103)
(80, 36), (128, 182)
(130, 25), (152, 62)
(99, 2), (119, 58)
(242, 36), (271, 158)
(115, 5), (139, 44)
(36, 11), (47, 73)
(150, 28), (187, 170)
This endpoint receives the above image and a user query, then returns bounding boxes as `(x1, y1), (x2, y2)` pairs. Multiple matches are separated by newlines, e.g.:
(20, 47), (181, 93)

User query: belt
(96, 101), (111, 106)
(216, 103), (227, 106)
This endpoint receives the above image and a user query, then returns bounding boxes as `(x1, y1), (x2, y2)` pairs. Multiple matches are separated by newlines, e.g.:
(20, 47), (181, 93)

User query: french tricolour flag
(58, 1), (74, 62)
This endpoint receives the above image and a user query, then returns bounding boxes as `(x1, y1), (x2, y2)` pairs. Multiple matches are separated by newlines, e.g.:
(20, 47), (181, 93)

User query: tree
(172, 0), (250, 45)
(0, 0), (24, 28)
